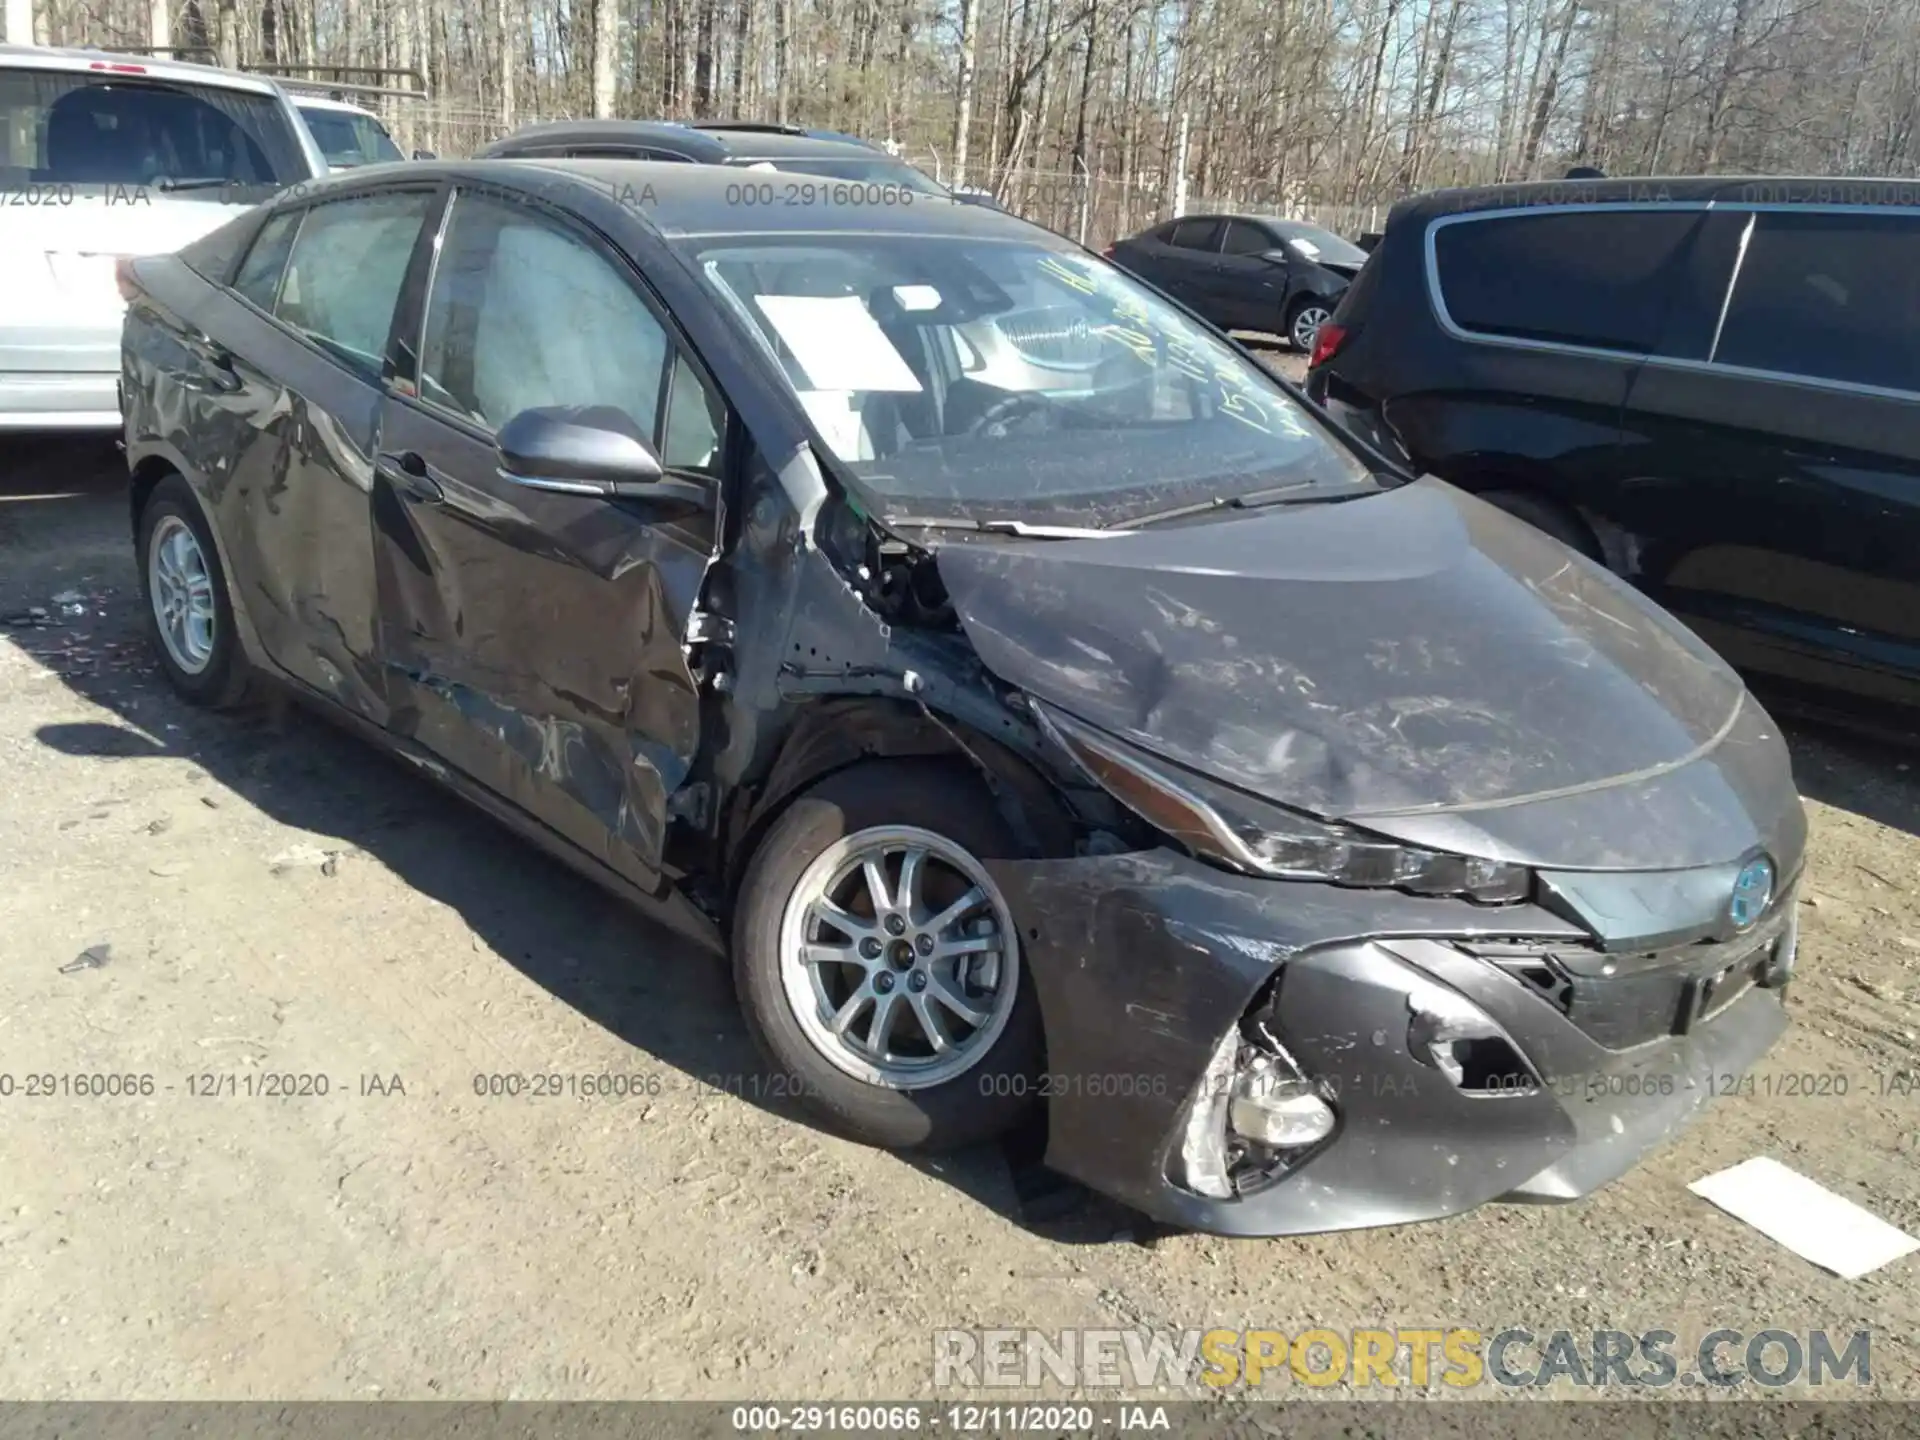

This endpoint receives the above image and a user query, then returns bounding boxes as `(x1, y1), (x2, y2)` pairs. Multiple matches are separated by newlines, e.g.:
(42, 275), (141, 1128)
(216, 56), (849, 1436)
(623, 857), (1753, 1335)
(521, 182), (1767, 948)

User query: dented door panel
(372, 396), (709, 887)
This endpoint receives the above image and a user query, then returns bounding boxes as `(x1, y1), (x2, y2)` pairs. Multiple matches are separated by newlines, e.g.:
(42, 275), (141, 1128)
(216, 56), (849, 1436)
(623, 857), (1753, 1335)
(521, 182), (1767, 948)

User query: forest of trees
(8, 0), (1920, 243)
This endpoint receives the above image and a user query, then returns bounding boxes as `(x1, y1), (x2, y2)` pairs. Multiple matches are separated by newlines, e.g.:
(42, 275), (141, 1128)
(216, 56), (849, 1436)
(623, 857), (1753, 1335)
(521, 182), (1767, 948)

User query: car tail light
(1100, 244), (1115, 257)
(114, 257), (139, 302)
(1308, 321), (1349, 369)
(89, 61), (149, 73)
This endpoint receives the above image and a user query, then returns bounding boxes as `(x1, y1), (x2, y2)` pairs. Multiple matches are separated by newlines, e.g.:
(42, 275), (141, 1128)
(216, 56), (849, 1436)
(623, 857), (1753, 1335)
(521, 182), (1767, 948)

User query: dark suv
(1306, 176), (1920, 735)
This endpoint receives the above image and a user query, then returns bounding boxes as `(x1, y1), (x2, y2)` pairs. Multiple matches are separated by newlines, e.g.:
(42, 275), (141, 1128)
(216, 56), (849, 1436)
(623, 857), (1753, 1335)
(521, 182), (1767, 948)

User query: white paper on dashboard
(754, 294), (924, 393)
(794, 390), (870, 460)
(1688, 1156), (1920, 1279)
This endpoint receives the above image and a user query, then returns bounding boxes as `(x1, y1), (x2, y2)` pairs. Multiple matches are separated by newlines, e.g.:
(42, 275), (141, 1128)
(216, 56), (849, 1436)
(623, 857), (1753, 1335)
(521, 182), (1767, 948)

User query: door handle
(376, 449), (445, 503)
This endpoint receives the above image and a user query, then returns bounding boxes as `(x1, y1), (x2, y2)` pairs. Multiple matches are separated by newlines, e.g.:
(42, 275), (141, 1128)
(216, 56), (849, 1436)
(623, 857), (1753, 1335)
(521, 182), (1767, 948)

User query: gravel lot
(1, 429), (1917, 1404)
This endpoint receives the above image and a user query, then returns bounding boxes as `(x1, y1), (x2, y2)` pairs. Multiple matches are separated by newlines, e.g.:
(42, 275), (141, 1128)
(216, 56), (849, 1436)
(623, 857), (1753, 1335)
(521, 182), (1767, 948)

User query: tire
(732, 759), (1045, 1150)
(135, 474), (254, 709)
(1479, 488), (1603, 561)
(1288, 296), (1333, 353)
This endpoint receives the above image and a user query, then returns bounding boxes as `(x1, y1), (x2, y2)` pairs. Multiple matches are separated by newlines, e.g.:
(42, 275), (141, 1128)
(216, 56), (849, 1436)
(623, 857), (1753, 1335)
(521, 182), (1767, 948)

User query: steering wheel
(966, 390), (1054, 437)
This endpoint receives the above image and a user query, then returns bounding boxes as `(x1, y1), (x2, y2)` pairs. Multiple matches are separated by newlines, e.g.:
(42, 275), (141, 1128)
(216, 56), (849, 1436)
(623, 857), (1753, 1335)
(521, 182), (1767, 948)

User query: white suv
(0, 44), (324, 429)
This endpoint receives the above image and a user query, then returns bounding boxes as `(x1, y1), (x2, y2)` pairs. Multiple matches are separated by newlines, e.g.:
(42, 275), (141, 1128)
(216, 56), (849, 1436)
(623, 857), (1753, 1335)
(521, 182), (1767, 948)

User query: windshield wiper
(154, 176), (250, 193)
(887, 516), (1119, 540)
(1105, 480), (1328, 531)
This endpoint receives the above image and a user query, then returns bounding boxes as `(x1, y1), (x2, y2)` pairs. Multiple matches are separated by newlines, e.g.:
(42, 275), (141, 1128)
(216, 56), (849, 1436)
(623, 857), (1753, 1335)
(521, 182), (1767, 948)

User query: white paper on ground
(754, 294), (924, 393)
(1688, 1156), (1920, 1279)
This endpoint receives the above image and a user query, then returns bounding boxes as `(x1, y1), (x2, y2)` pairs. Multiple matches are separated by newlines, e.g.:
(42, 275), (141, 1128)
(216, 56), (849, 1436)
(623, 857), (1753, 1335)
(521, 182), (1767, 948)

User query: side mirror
(495, 405), (713, 512)
(1261, 248), (1294, 265)
(412, 148), (437, 160)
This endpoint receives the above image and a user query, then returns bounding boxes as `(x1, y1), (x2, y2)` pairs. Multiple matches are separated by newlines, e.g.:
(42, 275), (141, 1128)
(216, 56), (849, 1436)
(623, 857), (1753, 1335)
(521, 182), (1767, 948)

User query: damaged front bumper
(987, 848), (1796, 1237)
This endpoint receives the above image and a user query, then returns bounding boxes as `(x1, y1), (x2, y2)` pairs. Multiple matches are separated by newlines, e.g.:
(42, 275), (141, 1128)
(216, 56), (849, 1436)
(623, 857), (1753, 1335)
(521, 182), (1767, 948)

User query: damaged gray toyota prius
(120, 160), (1806, 1236)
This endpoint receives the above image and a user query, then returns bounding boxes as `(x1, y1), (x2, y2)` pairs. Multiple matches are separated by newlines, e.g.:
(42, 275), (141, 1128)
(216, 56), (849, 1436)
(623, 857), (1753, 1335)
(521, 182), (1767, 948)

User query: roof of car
(0, 42), (281, 94)
(1389, 174), (1920, 225)
(406, 157), (1058, 243)
(478, 119), (897, 165)
(292, 93), (383, 117)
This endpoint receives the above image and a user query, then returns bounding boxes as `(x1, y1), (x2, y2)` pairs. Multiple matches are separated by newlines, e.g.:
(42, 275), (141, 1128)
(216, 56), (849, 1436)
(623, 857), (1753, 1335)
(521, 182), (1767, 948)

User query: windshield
(740, 156), (948, 195)
(691, 235), (1374, 524)
(0, 68), (309, 195)
(300, 106), (403, 168)
(1277, 223), (1368, 266)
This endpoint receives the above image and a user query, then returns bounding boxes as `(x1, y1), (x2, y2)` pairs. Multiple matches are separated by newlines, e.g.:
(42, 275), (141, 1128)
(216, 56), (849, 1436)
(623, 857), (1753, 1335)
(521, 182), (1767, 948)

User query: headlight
(1033, 700), (1530, 904)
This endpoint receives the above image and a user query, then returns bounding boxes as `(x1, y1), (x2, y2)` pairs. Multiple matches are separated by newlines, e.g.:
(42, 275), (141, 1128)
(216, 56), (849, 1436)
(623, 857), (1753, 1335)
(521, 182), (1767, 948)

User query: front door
(370, 185), (728, 887)
(1214, 218), (1290, 332)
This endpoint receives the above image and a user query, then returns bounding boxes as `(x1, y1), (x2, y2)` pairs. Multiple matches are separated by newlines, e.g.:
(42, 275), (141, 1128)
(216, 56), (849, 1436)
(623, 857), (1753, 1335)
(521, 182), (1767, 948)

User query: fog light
(1175, 1026), (1336, 1200)
(1228, 1071), (1336, 1148)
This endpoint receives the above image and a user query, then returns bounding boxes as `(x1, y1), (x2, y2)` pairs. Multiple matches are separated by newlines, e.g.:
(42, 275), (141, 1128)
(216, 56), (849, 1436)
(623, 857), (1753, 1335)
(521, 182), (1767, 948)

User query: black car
(475, 118), (952, 195)
(1108, 214), (1368, 352)
(1306, 176), (1920, 737)
(120, 160), (1804, 1236)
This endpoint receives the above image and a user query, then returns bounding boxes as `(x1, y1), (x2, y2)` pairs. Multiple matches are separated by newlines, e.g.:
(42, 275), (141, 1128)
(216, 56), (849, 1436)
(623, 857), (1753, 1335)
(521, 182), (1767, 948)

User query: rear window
(0, 67), (309, 195)
(1713, 210), (1919, 394)
(298, 105), (402, 168)
(1432, 209), (1700, 354)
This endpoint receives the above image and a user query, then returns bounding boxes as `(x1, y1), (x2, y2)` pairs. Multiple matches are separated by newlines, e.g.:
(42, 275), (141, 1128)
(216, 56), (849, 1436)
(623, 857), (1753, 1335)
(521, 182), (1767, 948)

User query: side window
(566, 145), (648, 158)
(1432, 209), (1700, 354)
(1169, 217), (1222, 251)
(1220, 220), (1271, 256)
(275, 190), (433, 377)
(662, 352), (725, 475)
(231, 208), (302, 312)
(419, 190), (723, 471)
(1712, 211), (1918, 393)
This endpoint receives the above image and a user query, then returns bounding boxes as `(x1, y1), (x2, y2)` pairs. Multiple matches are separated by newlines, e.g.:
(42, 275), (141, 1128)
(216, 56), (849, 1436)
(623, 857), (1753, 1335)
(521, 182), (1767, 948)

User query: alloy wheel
(1292, 303), (1331, 352)
(148, 514), (216, 675)
(778, 824), (1021, 1090)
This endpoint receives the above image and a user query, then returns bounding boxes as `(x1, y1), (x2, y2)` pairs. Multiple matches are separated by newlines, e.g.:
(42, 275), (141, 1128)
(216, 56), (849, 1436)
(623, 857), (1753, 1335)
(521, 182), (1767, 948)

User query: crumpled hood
(936, 478), (1802, 872)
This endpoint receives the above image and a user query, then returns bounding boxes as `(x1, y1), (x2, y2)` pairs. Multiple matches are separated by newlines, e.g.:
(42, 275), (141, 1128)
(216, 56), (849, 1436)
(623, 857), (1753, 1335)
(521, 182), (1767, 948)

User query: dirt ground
(1, 426), (1917, 1405)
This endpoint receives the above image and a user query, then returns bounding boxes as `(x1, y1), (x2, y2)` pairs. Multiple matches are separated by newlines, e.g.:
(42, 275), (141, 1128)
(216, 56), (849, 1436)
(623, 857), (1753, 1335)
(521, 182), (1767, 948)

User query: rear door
(371, 184), (727, 886)
(1622, 206), (1920, 718)
(1399, 206), (1703, 505)
(1152, 216), (1224, 311)
(234, 186), (439, 723)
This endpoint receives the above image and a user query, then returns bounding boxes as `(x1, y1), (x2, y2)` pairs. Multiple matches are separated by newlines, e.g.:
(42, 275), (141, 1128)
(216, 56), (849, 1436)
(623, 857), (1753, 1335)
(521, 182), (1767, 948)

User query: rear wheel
(1479, 488), (1603, 561)
(136, 475), (253, 709)
(732, 760), (1044, 1150)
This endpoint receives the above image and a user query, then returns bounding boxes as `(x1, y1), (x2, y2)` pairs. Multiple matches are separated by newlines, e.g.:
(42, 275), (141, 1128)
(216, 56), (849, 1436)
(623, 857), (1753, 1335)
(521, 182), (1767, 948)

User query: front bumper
(989, 849), (1794, 1237)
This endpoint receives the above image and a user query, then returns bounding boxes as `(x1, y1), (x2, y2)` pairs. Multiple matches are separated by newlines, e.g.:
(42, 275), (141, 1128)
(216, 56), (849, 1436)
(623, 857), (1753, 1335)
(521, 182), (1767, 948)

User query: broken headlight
(1033, 700), (1531, 904)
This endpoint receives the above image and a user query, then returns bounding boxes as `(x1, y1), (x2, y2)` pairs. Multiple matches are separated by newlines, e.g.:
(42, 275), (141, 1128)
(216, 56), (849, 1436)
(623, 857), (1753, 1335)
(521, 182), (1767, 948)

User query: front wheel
(732, 760), (1044, 1150)
(1289, 298), (1333, 353)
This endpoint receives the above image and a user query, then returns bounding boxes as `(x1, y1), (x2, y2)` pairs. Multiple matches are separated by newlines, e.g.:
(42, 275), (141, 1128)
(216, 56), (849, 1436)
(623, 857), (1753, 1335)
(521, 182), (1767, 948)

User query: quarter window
(1433, 210), (1700, 354)
(1712, 211), (1918, 393)
(274, 190), (434, 377)
(231, 208), (301, 312)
